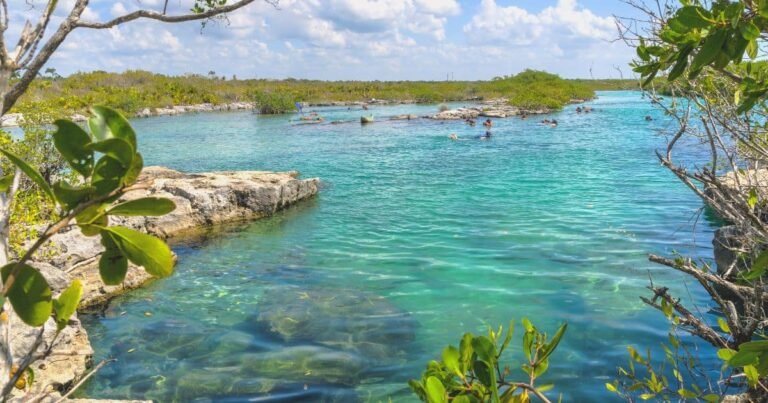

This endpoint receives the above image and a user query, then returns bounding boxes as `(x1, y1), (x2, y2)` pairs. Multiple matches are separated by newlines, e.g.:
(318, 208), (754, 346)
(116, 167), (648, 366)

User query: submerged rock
(252, 286), (417, 364)
(239, 346), (366, 386)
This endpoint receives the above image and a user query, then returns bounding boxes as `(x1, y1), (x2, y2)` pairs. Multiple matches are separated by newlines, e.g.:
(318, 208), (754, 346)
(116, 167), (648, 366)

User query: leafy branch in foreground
(615, 0), (768, 400)
(0, 106), (176, 400)
(409, 319), (567, 403)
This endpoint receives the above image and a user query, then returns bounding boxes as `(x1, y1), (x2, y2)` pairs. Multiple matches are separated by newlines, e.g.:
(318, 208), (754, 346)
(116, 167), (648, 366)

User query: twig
(54, 358), (115, 402)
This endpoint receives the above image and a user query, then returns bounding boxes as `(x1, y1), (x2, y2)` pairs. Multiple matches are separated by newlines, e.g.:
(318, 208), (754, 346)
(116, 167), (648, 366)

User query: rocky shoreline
(0, 96), (589, 127)
(10, 167), (320, 401)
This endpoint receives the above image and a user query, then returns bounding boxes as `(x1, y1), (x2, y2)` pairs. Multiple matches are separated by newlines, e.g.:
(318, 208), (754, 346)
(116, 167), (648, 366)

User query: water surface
(81, 92), (720, 401)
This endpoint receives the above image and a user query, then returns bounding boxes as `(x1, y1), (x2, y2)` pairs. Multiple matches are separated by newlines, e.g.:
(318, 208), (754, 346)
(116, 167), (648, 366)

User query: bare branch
(73, 0), (261, 29)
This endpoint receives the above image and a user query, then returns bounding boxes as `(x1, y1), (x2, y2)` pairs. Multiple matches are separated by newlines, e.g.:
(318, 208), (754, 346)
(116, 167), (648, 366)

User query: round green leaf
(89, 106), (137, 151)
(123, 152), (143, 186)
(103, 226), (174, 278)
(1, 263), (52, 326)
(86, 138), (134, 168)
(441, 345), (461, 376)
(53, 279), (82, 331)
(108, 197), (176, 217)
(53, 119), (94, 178)
(425, 376), (446, 403)
(98, 233), (128, 285)
(92, 156), (127, 196)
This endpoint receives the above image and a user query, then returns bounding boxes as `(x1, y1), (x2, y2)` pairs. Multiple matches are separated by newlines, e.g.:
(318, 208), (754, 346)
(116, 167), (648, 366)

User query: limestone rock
(134, 108), (152, 118)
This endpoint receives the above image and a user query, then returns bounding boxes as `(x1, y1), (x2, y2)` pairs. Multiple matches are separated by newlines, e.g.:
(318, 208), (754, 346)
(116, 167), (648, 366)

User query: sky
(10, 0), (643, 81)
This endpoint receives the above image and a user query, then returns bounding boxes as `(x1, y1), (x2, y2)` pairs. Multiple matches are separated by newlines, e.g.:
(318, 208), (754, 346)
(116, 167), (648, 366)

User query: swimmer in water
(449, 133), (458, 140)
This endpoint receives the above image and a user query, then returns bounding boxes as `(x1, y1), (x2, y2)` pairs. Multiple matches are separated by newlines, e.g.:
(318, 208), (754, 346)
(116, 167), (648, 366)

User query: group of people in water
(449, 118), (494, 141)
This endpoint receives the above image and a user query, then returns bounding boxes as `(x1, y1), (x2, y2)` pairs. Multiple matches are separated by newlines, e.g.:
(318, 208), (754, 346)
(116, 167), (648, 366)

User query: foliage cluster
(619, 0), (768, 400)
(410, 320), (566, 403)
(249, 90), (297, 114)
(13, 69), (629, 117)
(0, 106), (175, 398)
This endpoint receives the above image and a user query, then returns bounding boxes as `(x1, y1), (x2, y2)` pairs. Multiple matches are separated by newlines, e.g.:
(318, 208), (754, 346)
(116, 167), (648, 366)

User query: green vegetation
(14, 69), (633, 118)
(618, 0), (768, 400)
(0, 107), (175, 398)
(410, 320), (567, 403)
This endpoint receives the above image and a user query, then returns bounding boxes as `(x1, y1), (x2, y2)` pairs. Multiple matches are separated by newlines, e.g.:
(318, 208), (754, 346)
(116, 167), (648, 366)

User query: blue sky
(16, 0), (642, 80)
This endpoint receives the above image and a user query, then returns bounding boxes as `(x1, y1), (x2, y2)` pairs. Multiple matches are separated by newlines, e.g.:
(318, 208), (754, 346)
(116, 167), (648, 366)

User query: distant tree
(208, 70), (216, 79)
(43, 67), (60, 80)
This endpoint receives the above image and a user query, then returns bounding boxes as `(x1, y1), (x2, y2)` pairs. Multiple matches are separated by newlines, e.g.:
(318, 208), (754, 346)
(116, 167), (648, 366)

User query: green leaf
(537, 384), (554, 393)
(533, 357), (549, 377)
(102, 226), (174, 278)
(471, 336), (497, 363)
(717, 317), (731, 334)
(453, 396), (471, 403)
(89, 106), (137, 151)
(745, 364), (759, 387)
(717, 348), (737, 361)
(735, 340), (768, 352)
(459, 332), (473, 373)
(500, 320), (514, 354)
(702, 394), (721, 402)
(740, 22), (761, 41)
(690, 29), (728, 73)
(473, 359), (492, 387)
(748, 188), (759, 209)
(107, 197), (176, 217)
(86, 138), (134, 168)
(53, 119), (94, 178)
(743, 249), (768, 280)
(425, 376), (446, 403)
(123, 152), (143, 186)
(52, 279), (82, 331)
(639, 393), (656, 400)
(728, 350), (759, 367)
(75, 203), (107, 237)
(678, 388), (697, 399)
(99, 233), (128, 285)
(408, 379), (426, 400)
(540, 323), (568, 362)
(442, 345), (461, 376)
(0, 147), (54, 202)
(667, 53), (689, 81)
(0, 174), (14, 193)
(92, 156), (127, 196)
(605, 383), (618, 393)
(747, 39), (758, 59)
(521, 317), (534, 332)
(53, 181), (93, 211)
(1, 263), (52, 326)
(676, 6), (713, 30)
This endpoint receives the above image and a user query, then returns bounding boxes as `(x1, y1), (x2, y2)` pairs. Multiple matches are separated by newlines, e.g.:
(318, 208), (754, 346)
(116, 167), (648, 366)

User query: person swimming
(449, 133), (458, 140)
(482, 119), (493, 136)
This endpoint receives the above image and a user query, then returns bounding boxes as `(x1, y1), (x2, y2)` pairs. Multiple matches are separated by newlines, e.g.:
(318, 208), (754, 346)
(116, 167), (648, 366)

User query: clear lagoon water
(80, 92), (721, 402)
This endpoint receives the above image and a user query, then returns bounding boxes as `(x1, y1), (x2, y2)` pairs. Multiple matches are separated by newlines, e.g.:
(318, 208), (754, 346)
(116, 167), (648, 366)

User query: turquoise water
(80, 92), (720, 402)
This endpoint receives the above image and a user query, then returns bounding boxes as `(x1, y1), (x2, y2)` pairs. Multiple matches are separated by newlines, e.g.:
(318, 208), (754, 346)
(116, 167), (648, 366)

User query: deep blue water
(80, 92), (720, 401)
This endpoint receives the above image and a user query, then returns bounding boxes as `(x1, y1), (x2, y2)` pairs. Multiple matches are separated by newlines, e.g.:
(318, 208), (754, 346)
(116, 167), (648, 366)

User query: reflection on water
(80, 92), (719, 401)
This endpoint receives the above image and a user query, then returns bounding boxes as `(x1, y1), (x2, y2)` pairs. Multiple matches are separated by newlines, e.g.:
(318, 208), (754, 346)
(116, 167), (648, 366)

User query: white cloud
(463, 0), (616, 46)
(10, 0), (632, 80)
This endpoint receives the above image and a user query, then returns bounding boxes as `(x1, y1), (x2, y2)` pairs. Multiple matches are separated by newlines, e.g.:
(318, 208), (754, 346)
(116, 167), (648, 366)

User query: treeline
(14, 69), (639, 116)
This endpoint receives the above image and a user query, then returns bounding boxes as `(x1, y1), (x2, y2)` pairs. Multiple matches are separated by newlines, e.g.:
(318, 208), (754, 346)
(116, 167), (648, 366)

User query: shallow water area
(80, 92), (720, 401)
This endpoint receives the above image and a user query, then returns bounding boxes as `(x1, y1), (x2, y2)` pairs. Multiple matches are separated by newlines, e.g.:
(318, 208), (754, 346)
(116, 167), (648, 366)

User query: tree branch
(73, 0), (261, 29)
